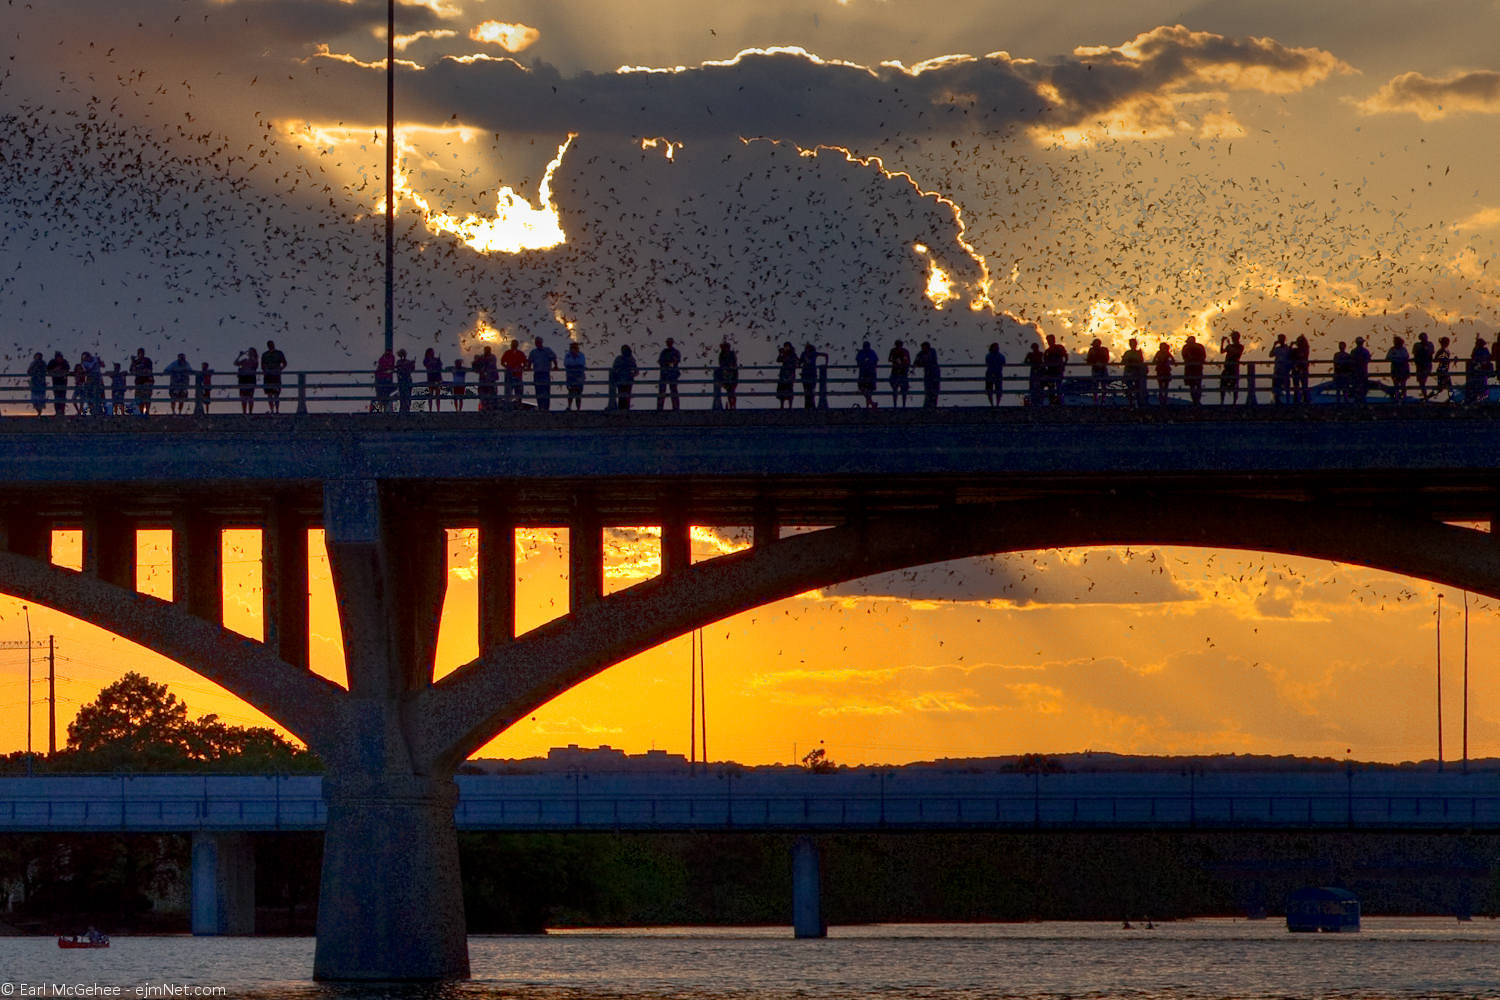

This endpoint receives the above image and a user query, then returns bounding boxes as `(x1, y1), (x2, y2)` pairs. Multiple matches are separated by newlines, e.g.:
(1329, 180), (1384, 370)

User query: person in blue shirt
(855, 341), (879, 408)
(612, 345), (639, 410)
(563, 342), (587, 410)
(984, 343), (1006, 407)
(530, 337), (559, 411)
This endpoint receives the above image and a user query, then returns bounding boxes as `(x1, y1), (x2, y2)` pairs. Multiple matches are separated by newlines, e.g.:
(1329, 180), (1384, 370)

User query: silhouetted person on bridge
(1413, 333), (1434, 400)
(1121, 338), (1147, 407)
(164, 353), (192, 415)
(475, 346), (498, 412)
(657, 338), (682, 410)
(800, 343), (824, 409)
(27, 352), (45, 415)
(1152, 342), (1174, 406)
(776, 342), (796, 408)
(1024, 342), (1045, 406)
(1043, 334), (1068, 404)
(1181, 336), (1206, 405)
(888, 340), (910, 407)
(1332, 342), (1352, 402)
(131, 349), (155, 416)
(1386, 337), (1410, 404)
(450, 357), (468, 412)
(1434, 336), (1453, 401)
(611, 345), (638, 410)
(855, 341), (878, 407)
(109, 362), (126, 415)
(194, 364), (212, 414)
(530, 338), (558, 411)
(1268, 335), (1291, 404)
(1291, 335), (1311, 403)
(373, 350), (395, 413)
(81, 353), (104, 417)
(46, 351), (68, 415)
(395, 349), (416, 414)
(423, 349), (444, 411)
(715, 341), (738, 409)
(261, 340), (286, 413)
(234, 347), (257, 415)
(915, 342), (940, 408)
(1219, 331), (1243, 404)
(1349, 337), (1372, 404)
(1466, 337), (1491, 405)
(1086, 338), (1110, 404)
(501, 340), (526, 407)
(985, 343), (1006, 406)
(564, 342), (587, 410)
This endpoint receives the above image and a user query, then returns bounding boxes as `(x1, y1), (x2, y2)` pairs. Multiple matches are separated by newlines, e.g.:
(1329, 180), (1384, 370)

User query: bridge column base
(190, 832), (255, 936)
(791, 836), (826, 939)
(313, 773), (469, 982)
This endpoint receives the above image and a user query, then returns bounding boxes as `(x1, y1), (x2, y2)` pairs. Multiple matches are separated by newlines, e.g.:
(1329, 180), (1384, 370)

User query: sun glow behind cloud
(469, 21), (540, 53)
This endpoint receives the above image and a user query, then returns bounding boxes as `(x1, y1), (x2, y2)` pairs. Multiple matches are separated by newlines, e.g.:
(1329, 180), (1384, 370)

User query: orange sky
(0, 528), (1488, 766)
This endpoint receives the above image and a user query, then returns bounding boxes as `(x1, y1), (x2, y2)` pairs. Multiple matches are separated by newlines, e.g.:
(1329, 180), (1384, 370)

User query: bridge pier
(791, 836), (826, 939)
(313, 773), (468, 981)
(191, 831), (255, 935)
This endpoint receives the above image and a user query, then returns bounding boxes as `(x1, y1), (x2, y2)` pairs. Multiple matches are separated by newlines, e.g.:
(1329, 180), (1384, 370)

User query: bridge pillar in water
(791, 836), (826, 939)
(190, 832), (255, 935)
(314, 480), (469, 981)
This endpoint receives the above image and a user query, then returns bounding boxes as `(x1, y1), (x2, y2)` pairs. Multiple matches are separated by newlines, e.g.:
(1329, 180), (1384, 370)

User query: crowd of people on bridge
(19, 329), (1499, 416)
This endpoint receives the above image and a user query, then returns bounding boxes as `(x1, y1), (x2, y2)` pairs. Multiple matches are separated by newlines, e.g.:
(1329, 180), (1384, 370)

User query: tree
(801, 747), (835, 774)
(63, 671), (317, 772)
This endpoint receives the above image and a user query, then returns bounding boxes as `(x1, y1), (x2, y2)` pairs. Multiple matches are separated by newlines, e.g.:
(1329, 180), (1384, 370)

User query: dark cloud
(1358, 70), (1500, 120)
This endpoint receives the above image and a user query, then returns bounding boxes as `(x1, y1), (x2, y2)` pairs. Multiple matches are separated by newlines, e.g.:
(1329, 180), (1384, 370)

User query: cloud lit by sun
(469, 21), (540, 53)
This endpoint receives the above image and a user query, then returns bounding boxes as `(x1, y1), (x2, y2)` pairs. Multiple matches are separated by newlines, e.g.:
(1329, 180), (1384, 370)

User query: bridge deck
(3, 771), (1498, 833)
(1, 407), (1498, 524)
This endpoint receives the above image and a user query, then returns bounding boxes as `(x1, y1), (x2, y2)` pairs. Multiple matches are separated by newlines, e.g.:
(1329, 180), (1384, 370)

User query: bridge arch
(419, 495), (1500, 769)
(0, 550), (342, 749)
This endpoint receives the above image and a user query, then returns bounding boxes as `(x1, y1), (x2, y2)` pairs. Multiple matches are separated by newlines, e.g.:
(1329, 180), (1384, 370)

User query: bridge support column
(791, 836), (826, 939)
(0, 511), (50, 561)
(83, 507), (135, 591)
(570, 503), (603, 612)
(191, 832), (255, 936)
(661, 510), (692, 578)
(173, 510), (221, 623)
(314, 773), (468, 981)
(753, 501), (779, 548)
(263, 503), (309, 670)
(478, 510), (515, 649)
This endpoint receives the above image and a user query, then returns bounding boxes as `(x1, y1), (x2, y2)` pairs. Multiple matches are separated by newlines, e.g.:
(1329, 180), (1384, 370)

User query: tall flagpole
(384, 0), (396, 355)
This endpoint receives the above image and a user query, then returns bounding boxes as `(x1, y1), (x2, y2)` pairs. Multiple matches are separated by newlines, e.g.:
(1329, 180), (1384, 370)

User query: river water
(2, 919), (1498, 1000)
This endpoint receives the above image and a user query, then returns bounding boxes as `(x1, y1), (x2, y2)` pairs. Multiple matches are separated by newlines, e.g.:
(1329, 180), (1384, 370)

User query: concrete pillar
(478, 510), (515, 649)
(390, 510), (447, 692)
(569, 502), (603, 613)
(173, 510), (221, 623)
(660, 510), (692, 578)
(82, 507), (136, 591)
(792, 836), (826, 938)
(314, 773), (469, 981)
(191, 832), (255, 935)
(263, 502), (310, 670)
(753, 501), (779, 549)
(0, 511), (50, 561)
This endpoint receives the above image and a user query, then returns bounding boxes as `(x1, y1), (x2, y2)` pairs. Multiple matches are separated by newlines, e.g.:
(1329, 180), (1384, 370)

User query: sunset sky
(2, 1), (1499, 766)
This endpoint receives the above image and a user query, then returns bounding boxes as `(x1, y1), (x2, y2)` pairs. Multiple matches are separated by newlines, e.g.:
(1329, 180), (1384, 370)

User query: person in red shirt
(500, 339), (528, 406)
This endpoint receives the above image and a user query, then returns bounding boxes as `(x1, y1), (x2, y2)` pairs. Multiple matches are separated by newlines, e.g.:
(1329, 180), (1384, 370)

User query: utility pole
(23, 605), (32, 773)
(48, 634), (56, 757)
(1437, 592), (1445, 772)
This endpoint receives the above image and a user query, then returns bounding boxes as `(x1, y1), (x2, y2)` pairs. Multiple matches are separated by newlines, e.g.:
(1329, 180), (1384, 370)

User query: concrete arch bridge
(0, 406), (1497, 979)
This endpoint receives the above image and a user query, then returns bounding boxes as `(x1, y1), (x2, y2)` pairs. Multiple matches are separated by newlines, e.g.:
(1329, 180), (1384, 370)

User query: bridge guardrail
(0, 357), (1493, 418)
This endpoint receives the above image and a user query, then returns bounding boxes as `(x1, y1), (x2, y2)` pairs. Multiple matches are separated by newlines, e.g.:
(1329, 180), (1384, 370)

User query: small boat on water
(1286, 887), (1360, 932)
(58, 933), (110, 949)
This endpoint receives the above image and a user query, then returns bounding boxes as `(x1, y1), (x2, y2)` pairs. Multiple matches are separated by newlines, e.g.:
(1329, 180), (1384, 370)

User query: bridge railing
(0, 357), (1490, 417)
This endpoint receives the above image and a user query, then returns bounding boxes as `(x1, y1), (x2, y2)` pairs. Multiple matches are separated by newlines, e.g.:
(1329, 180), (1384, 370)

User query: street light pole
(1436, 592), (1444, 772)
(383, 0), (396, 356)
(22, 604), (31, 769)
